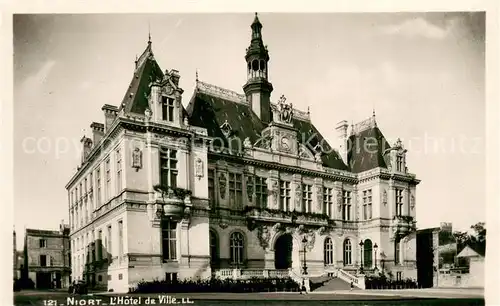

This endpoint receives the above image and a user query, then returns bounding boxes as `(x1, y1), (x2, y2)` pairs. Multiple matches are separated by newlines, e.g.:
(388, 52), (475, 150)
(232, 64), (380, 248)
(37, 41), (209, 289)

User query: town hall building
(66, 14), (420, 292)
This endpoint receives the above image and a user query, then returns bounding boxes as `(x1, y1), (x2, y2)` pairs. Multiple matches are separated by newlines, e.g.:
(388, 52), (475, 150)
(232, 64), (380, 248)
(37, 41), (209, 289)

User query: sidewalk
(310, 288), (484, 299)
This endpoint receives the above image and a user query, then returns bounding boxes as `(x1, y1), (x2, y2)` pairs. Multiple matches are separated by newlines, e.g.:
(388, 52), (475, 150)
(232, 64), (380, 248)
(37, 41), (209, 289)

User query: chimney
(102, 104), (118, 131)
(80, 136), (93, 164)
(90, 122), (105, 145)
(336, 120), (349, 164)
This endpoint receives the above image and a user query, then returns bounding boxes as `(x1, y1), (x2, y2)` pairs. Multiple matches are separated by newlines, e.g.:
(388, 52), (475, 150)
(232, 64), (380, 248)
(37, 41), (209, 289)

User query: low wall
(438, 273), (483, 288)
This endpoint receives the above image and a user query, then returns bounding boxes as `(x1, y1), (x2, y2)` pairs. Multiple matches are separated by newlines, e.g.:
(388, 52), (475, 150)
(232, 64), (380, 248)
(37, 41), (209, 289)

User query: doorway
(274, 234), (293, 269)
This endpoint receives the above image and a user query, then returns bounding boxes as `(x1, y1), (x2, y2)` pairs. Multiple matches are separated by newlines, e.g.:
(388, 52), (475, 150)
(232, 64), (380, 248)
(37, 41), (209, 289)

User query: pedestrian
(350, 281), (353, 291)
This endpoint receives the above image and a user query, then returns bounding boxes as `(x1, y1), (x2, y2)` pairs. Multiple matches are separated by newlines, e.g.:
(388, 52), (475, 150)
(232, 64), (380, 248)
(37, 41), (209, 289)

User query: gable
(457, 245), (483, 258)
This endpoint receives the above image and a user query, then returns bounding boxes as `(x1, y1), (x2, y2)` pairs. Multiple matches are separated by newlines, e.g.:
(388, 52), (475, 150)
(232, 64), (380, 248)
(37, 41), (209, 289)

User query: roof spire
(196, 69), (199, 82)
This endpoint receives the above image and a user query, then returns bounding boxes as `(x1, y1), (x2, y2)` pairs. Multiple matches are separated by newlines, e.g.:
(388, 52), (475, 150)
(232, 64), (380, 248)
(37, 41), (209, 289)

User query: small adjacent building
(23, 223), (71, 289)
(453, 245), (485, 288)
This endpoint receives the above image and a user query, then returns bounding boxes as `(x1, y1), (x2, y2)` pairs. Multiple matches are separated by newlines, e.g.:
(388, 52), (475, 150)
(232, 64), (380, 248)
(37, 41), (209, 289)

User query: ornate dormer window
(220, 120), (233, 138)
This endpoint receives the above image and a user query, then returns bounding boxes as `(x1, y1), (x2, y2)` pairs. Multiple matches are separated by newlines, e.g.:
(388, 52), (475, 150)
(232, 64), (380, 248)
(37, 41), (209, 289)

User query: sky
(13, 13), (485, 248)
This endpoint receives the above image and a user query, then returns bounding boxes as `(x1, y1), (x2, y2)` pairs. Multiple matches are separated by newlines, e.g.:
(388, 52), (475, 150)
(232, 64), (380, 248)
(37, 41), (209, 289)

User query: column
(388, 180), (395, 218)
(333, 182), (343, 220)
(179, 220), (190, 266)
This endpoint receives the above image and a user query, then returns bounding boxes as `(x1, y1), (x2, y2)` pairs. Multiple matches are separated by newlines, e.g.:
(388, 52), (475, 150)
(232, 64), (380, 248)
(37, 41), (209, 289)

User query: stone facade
(23, 224), (71, 289)
(66, 14), (420, 293)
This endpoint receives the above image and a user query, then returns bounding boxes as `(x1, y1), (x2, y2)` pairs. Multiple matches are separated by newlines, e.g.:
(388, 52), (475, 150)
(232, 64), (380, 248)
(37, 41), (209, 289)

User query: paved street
(14, 289), (485, 306)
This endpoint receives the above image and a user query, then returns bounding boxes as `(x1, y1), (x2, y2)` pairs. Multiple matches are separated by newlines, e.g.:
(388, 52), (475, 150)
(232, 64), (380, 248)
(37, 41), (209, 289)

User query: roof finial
(196, 69), (199, 82)
(148, 22), (152, 44)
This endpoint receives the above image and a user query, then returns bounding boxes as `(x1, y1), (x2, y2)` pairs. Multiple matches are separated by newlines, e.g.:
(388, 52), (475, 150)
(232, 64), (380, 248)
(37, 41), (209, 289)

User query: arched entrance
(274, 234), (293, 269)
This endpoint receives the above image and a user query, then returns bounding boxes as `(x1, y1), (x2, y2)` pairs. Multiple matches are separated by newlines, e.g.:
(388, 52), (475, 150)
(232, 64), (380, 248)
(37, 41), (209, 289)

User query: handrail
(336, 268), (365, 289)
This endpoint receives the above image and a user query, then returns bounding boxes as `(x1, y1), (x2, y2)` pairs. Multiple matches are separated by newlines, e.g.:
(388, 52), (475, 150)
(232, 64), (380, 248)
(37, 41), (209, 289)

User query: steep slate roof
(187, 89), (348, 170)
(118, 42), (188, 119)
(118, 42), (163, 115)
(347, 126), (391, 173)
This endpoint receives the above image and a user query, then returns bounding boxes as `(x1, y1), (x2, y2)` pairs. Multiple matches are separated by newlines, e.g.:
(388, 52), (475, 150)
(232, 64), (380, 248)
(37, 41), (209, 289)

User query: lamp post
(359, 240), (364, 274)
(302, 236), (308, 275)
(373, 243), (378, 270)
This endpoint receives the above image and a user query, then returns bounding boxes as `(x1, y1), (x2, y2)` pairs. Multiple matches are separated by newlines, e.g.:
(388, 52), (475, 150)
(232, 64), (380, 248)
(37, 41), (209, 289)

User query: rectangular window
(40, 255), (47, 267)
(118, 220), (123, 257)
(96, 168), (101, 207)
(280, 181), (291, 211)
(105, 159), (111, 200)
(98, 230), (103, 261)
(342, 190), (352, 221)
(165, 272), (178, 284)
(362, 189), (373, 220)
(162, 96), (175, 122)
(396, 155), (404, 172)
(395, 239), (401, 264)
(118, 273), (123, 280)
(323, 187), (333, 217)
(395, 189), (404, 216)
(39, 239), (47, 248)
(161, 220), (177, 261)
(159, 148), (178, 188)
(107, 225), (112, 261)
(302, 184), (313, 213)
(396, 271), (402, 281)
(116, 149), (122, 193)
(255, 176), (268, 208)
(228, 172), (243, 209)
(208, 169), (215, 206)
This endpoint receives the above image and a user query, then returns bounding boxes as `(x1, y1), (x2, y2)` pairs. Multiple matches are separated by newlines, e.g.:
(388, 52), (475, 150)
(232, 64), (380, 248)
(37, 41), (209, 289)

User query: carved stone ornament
(220, 120), (232, 138)
(246, 176), (254, 202)
(219, 222), (228, 229)
(218, 173), (227, 199)
(296, 224), (306, 234)
(184, 116), (189, 126)
(243, 137), (253, 149)
(317, 227), (327, 236)
(195, 158), (204, 180)
(337, 190), (343, 212)
(257, 226), (271, 249)
(316, 186), (322, 211)
(132, 148), (143, 171)
(315, 152), (322, 163)
(277, 95), (294, 124)
(273, 223), (284, 232)
(382, 190), (388, 206)
(295, 183), (302, 210)
(269, 181), (279, 207)
(410, 194), (415, 210)
(144, 108), (152, 120)
(303, 231), (316, 250)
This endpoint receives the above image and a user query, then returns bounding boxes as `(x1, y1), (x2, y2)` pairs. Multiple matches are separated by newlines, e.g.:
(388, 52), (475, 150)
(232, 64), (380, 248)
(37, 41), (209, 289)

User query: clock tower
(243, 13), (274, 124)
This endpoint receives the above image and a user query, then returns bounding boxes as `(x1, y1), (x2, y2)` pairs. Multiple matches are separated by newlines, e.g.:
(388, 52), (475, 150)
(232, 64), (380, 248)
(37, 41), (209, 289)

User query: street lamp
(359, 240), (364, 273)
(373, 243), (378, 270)
(302, 236), (308, 275)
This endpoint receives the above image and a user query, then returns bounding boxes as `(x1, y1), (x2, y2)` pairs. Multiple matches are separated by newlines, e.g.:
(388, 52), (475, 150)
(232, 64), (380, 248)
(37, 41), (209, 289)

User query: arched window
(343, 239), (352, 265)
(324, 237), (334, 265)
(364, 239), (373, 268)
(259, 60), (266, 71)
(209, 230), (219, 266)
(230, 232), (244, 265)
(252, 60), (259, 71)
